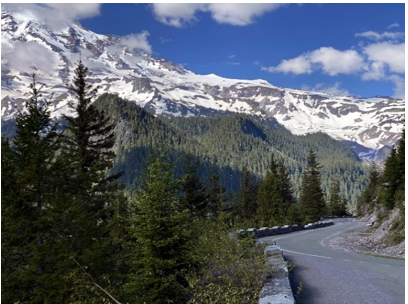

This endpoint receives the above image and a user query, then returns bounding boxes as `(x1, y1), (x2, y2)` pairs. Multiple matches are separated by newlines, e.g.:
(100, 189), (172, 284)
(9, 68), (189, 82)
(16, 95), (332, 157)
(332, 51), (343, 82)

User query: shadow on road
(285, 256), (321, 304)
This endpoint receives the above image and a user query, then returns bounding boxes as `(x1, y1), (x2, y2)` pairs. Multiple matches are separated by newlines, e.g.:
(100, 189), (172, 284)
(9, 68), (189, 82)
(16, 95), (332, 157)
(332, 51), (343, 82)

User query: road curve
(258, 218), (405, 304)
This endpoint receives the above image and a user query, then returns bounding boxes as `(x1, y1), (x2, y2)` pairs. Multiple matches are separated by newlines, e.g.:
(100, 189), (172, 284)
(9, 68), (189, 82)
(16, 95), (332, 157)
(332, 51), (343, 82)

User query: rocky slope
(1, 8), (405, 163)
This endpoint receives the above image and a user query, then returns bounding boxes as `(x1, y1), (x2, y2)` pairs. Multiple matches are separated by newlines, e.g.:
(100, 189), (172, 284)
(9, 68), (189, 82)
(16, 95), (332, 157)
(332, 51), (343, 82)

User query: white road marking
(283, 249), (333, 259)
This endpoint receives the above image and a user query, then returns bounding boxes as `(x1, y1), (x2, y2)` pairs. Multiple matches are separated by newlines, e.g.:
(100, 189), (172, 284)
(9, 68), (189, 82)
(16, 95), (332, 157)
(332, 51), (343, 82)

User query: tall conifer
(1, 75), (61, 302)
(299, 150), (327, 223)
(125, 152), (195, 303)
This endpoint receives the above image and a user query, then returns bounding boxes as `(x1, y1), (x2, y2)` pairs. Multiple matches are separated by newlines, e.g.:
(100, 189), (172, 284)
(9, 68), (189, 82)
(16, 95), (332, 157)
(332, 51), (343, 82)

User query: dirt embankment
(328, 212), (405, 259)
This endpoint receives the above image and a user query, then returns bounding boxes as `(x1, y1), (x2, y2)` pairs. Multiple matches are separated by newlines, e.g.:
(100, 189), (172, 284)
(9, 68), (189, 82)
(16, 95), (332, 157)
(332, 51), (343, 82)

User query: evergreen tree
(205, 166), (230, 218)
(299, 150), (327, 223)
(356, 162), (381, 216)
(181, 153), (208, 217)
(234, 167), (258, 223)
(276, 157), (296, 220)
(256, 154), (286, 227)
(125, 152), (196, 303)
(54, 61), (127, 301)
(1, 75), (61, 302)
(379, 148), (399, 209)
(395, 128), (405, 203)
(328, 179), (347, 216)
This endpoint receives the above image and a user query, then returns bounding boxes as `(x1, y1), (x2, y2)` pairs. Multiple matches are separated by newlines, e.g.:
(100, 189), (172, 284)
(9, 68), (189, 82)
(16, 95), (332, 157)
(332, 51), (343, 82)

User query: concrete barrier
(236, 220), (334, 239)
(258, 245), (295, 304)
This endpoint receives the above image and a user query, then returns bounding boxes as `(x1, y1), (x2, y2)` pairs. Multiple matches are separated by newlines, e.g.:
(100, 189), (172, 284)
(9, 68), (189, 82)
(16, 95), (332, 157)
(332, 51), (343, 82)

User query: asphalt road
(259, 219), (405, 304)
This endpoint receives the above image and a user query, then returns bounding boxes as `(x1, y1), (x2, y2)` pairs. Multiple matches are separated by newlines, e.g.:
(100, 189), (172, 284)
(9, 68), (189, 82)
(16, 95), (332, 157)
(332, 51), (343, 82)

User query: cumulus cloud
(2, 3), (101, 31)
(150, 3), (205, 28)
(309, 47), (364, 76)
(151, 3), (286, 27)
(363, 42), (404, 74)
(262, 54), (312, 74)
(264, 47), (364, 76)
(355, 31), (404, 41)
(2, 41), (58, 74)
(387, 75), (405, 99)
(119, 32), (152, 54)
(302, 82), (350, 96)
(206, 3), (286, 26)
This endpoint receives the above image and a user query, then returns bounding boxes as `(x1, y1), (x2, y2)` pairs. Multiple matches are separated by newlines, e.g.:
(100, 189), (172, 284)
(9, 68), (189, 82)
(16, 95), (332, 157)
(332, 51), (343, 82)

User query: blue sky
(5, 3), (406, 98)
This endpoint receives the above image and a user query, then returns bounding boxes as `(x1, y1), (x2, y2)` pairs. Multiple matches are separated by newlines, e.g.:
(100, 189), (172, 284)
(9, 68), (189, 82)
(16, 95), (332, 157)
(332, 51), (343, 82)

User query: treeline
(356, 128), (405, 244)
(93, 93), (369, 212)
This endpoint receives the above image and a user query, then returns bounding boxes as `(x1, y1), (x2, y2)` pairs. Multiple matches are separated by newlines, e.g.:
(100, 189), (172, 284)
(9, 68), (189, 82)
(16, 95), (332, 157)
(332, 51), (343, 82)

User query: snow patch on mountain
(1, 8), (405, 164)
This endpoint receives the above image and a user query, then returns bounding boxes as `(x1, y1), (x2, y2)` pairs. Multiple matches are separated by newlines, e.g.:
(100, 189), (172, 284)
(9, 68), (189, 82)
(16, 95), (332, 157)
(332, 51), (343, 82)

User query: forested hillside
(94, 93), (368, 211)
(356, 128), (405, 245)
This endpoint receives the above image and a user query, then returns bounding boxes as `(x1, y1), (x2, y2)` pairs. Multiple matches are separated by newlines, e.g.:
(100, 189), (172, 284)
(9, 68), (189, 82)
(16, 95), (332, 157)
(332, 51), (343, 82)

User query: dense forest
(3, 61), (402, 303)
(93, 92), (369, 213)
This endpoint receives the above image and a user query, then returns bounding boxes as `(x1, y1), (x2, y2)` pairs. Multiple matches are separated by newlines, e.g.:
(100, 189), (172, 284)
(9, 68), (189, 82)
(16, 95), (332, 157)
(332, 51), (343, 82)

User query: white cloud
(150, 3), (286, 27)
(363, 42), (405, 74)
(264, 47), (364, 76)
(228, 54), (236, 59)
(119, 32), (152, 54)
(207, 3), (286, 26)
(355, 31), (404, 41)
(362, 61), (386, 81)
(150, 3), (205, 28)
(387, 22), (400, 29)
(309, 47), (364, 76)
(262, 54), (312, 74)
(2, 41), (58, 74)
(302, 82), (350, 96)
(2, 3), (101, 31)
(387, 75), (405, 99)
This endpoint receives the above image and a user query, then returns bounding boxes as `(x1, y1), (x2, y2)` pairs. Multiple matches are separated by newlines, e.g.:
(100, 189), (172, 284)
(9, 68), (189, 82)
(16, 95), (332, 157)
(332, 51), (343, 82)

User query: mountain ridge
(1, 8), (405, 164)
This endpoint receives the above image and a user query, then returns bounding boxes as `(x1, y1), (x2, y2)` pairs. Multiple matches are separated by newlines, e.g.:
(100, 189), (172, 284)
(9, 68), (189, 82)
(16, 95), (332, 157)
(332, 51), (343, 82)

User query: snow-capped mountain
(1, 9), (405, 163)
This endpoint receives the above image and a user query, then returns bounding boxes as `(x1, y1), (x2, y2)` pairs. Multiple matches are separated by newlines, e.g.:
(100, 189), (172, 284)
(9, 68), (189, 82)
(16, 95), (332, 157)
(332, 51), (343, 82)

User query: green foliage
(233, 167), (259, 224)
(299, 150), (327, 223)
(90, 94), (368, 210)
(2, 67), (128, 303)
(186, 220), (269, 304)
(356, 162), (381, 216)
(181, 153), (209, 217)
(125, 152), (198, 303)
(328, 179), (348, 216)
(1, 74), (62, 303)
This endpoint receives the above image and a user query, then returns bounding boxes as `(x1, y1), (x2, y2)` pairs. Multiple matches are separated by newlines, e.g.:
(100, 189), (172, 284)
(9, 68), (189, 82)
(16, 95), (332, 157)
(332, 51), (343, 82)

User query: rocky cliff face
(1, 8), (405, 163)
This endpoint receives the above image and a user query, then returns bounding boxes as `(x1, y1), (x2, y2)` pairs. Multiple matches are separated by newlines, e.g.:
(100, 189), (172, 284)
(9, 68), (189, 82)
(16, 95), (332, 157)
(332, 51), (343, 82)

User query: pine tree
(379, 148), (399, 209)
(181, 153), (208, 217)
(205, 166), (230, 218)
(125, 152), (196, 303)
(52, 61), (127, 301)
(299, 150), (327, 223)
(234, 167), (258, 224)
(395, 128), (405, 203)
(256, 154), (286, 227)
(1, 75), (61, 302)
(276, 157), (296, 222)
(328, 179), (347, 216)
(356, 162), (381, 216)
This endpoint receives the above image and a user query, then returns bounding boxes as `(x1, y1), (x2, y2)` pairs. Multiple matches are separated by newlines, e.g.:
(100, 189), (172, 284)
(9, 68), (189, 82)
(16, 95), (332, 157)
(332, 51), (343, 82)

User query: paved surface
(258, 219), (405, 304)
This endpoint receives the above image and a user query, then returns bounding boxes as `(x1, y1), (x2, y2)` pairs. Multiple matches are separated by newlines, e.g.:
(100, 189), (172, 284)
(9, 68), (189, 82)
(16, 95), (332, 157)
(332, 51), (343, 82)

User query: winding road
(259, 219), (405, 304)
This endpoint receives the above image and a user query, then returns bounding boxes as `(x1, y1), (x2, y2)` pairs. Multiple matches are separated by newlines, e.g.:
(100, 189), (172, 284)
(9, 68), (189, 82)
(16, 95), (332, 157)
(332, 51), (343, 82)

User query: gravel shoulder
(327, 221), (405, 259)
